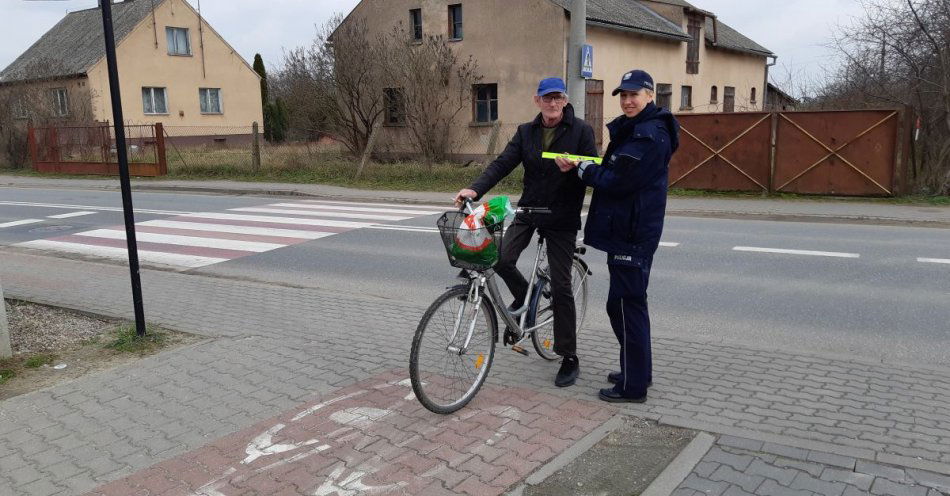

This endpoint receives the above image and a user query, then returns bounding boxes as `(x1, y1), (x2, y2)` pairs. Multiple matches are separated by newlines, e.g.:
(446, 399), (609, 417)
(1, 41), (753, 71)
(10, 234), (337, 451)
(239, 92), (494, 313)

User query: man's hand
(454, 188), (478, 207)
(555, 156), (578, 173)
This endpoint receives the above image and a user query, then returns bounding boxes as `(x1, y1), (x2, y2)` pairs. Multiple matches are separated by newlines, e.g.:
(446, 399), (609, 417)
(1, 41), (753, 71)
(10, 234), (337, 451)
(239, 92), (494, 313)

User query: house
(0, 0), (262, 143)
(766, 82), (798, 111)
(342, 0), (775, 153)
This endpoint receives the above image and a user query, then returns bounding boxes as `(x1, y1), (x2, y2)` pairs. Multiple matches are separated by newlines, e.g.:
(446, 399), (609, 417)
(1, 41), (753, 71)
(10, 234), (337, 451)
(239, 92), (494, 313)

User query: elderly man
(455, 77), (598, 387)
(557, 69), (679, 402)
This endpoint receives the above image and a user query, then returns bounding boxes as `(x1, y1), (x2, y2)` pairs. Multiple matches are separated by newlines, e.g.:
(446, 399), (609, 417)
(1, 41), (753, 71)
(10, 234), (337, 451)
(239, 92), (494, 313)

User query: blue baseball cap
(612, 69), (655, 96)
(537, 77), (567, 96)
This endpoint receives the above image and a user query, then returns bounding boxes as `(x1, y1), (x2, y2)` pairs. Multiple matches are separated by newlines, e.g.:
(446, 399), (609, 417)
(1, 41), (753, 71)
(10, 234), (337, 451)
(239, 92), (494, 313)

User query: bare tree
(818, 0), (949, 194)
(274, 15), (389, 156)
(382, 25), (481, 164)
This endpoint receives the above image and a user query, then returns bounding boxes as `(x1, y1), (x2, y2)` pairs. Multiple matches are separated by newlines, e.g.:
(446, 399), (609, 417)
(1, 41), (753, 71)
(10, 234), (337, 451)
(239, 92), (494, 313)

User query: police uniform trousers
(495, 216), (578, 357)
(606, 255), (653, 397)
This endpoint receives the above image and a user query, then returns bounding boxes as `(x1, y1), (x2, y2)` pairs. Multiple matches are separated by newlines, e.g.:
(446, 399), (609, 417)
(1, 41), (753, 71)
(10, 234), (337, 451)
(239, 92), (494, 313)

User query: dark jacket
(580, 102), (680, 265)
(468, 104), (598, 230)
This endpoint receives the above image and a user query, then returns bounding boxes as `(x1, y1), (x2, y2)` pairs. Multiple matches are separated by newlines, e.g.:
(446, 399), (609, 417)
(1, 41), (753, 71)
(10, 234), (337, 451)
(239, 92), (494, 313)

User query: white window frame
(51, 88), (69, 116)
(142, 87), (169, 115)
(199, 88), (223, 114)
(166, 27), (191, 56)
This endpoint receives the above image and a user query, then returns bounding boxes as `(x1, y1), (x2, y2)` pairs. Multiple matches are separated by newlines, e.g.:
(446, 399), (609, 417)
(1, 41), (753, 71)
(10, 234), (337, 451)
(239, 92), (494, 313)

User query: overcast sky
(2, 0), (867, 95)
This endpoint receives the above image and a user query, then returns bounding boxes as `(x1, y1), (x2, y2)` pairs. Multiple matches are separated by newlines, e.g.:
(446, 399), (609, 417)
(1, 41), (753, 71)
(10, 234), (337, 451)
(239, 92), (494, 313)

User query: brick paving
(2, 250), (950, 495)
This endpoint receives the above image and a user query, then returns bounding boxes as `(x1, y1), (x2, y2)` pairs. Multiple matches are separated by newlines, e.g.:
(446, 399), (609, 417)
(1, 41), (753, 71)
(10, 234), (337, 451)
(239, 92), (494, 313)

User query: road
(1, 186), (948, 365)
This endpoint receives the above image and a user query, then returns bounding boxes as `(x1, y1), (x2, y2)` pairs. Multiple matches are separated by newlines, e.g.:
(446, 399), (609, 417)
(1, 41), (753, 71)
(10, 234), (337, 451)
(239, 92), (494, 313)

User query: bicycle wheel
(529, 278), (559, 361)
(410, 285), (496, 414)
(572, 258), (590, 332)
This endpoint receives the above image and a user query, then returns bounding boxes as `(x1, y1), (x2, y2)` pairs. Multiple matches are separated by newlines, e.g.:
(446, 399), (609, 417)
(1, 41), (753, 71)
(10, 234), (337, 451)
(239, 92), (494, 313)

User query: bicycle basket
(437, 211), (505, 271)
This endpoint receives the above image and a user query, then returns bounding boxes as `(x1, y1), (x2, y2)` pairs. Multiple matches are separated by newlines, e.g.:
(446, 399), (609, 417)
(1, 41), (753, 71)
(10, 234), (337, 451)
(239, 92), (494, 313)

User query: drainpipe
(764, 55), (777, 110)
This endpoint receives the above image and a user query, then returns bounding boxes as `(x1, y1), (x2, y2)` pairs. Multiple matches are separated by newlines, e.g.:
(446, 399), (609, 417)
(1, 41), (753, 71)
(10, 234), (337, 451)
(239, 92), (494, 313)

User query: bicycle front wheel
(410, 285), (497, 414)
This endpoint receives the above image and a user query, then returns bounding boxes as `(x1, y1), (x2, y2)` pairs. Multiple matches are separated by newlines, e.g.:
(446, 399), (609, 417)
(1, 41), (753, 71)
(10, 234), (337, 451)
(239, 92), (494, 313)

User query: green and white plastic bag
(450, 197), (515, 266)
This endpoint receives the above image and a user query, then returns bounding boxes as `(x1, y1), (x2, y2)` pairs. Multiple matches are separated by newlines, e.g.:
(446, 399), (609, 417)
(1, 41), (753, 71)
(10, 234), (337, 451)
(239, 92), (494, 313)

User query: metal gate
(28, 123), (167, 177)
(667, 109), (905, 196)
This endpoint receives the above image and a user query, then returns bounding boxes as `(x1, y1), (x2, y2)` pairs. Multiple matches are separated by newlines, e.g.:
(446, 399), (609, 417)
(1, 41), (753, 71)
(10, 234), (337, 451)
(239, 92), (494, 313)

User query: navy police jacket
(468, 104), (597, 231)
(580, 102), (680, 265)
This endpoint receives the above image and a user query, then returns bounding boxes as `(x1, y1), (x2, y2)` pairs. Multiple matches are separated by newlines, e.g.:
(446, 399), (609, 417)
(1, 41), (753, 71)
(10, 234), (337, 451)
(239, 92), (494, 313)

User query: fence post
(154, 123), (167, 176)
(768, 111), (779, 195)
(356, 122), (382, 179)
(486, 120), (502, 156)
(251, 121), (262, 171)
(0, 277), (11, 359)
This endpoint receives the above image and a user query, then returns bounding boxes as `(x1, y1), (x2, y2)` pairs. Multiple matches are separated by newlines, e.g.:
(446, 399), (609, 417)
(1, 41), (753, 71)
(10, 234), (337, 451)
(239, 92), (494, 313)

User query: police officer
(455, 77), (598, 388)
(556, 69), (679, 402)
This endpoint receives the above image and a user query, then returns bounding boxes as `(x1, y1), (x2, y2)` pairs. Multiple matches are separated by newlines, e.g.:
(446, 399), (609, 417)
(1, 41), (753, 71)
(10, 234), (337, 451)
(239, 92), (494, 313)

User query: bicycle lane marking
(83, 370), (616, 496)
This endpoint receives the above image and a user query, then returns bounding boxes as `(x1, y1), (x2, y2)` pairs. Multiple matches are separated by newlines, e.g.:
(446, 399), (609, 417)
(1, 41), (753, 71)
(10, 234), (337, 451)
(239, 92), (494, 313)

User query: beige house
(0, 0), (262, 140)
(343, 0), (774, 152)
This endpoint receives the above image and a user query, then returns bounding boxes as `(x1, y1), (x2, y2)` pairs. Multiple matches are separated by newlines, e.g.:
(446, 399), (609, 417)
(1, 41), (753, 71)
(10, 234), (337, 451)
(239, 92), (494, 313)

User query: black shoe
(555, 355), (579, 387)
(598, 388), (647, 403)
(607, 371), (652, 388)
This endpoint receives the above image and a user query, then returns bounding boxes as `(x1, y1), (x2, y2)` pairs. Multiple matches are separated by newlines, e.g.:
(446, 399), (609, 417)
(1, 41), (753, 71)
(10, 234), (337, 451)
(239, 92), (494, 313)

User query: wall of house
(341, 0), (567, 155)
(1, 77), (95, 124)
(85, 0), (263, 133)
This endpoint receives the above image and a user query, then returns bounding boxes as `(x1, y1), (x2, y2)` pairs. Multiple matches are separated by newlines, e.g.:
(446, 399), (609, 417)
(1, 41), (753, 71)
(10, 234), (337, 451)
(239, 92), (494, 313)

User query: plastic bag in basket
(449, 197), (515, 266)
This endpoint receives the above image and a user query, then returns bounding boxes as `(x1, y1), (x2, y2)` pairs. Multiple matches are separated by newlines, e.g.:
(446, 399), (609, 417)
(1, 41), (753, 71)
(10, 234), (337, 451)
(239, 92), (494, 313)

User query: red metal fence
(670, 109), (908, 196)
(28, 123), (167, 177)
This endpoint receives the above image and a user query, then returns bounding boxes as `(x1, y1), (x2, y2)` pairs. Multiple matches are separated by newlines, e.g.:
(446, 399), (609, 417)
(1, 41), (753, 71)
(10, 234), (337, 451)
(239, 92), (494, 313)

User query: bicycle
(409, 200), (591, 414)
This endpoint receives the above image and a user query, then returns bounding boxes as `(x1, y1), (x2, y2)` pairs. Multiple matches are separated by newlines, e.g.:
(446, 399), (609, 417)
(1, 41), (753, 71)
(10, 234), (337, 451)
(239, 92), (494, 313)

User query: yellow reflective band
(541, 152), (603, 164)
(475, 353), (485, 369)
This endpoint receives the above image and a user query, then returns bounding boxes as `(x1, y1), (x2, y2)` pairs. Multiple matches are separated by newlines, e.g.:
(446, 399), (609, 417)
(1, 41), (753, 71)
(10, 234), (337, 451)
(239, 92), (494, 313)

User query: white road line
(733, 246), (860, 258)
(76, 229), (284, 252)
(659, 242), (680, 247)
(0, 219), (43, 228)
(0, 201), (189, 215)
(177, 212), (373, 229)
(231, 207), (411, 222)
(918, 257), (950, 265)
(16, 239), (226, 268)
(303, 200), (451, 210)
(271, 203), (442, 216)
(367, 225), (440, 233)
(47, 211), (97, 219)
(139, 220), (336, 240)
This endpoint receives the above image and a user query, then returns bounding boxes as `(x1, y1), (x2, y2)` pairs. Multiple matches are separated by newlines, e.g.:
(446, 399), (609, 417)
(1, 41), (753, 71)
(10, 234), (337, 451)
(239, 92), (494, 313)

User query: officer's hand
(454, 188), (477, 207)
(555, 157), (578, 172)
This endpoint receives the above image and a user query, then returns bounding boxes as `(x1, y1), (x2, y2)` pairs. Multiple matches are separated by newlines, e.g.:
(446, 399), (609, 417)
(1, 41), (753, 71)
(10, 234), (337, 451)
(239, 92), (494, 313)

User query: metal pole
(101, 0), (147, 337)
(0, 278), (11, 359)
(568, 0), (587, 120)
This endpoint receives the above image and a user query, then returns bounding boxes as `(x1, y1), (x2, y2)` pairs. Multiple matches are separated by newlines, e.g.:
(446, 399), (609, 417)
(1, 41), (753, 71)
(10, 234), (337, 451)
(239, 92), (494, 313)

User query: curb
(641, 432), (717, 496)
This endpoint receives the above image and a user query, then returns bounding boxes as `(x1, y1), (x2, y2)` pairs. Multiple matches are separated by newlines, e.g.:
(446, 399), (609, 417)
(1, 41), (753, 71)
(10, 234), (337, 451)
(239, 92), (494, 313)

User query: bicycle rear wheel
(572, 258), (590, 332)
(530, 259), (590, 360)
(410, 285), (496, 414)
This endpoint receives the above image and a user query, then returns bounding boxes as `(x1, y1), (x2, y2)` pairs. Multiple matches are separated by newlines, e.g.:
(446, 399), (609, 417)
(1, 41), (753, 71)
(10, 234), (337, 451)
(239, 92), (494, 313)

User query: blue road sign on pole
(581, 44), (594, 79)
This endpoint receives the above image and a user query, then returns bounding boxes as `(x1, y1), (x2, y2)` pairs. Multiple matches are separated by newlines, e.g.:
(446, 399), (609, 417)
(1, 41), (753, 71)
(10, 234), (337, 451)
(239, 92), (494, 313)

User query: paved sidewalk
(2, 249), (950, 495)
(3, 175), (949, 227)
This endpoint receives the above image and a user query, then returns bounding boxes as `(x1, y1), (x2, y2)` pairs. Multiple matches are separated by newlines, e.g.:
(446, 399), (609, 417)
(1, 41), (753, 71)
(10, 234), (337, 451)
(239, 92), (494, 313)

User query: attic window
(166, 27), (191, 56)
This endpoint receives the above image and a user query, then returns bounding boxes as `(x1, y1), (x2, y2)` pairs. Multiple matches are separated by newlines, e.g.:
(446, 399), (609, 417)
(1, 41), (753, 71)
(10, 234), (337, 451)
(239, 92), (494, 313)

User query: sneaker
(555, 355), (579, 387)
(598, 387), (647, 403)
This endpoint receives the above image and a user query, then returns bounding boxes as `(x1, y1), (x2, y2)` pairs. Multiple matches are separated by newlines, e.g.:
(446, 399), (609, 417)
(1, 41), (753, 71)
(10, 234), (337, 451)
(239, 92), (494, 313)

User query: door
(585, 79), (604, 151)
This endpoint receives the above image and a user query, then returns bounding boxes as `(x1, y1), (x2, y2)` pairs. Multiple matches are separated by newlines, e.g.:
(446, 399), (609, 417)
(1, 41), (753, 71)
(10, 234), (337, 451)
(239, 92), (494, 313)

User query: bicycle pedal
(511, 345), (530, 356)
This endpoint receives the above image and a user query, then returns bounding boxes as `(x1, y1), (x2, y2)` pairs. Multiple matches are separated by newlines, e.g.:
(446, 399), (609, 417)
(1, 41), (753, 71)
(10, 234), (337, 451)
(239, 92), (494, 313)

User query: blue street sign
(581, 44), (594, 79)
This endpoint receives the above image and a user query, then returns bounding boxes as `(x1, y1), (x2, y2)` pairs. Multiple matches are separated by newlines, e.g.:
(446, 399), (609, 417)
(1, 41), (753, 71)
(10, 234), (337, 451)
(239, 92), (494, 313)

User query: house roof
(548, 0), (773, 57)
(0, 0), (159, 83)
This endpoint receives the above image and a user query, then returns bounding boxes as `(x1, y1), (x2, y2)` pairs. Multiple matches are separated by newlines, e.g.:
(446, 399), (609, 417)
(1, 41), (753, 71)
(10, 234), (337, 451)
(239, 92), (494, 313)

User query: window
(656, 83), (672, 110)
(710, 85), (718, 103)
(12, 98), (29, 119)
(680, 85), (692, 110)
(448, 4), (463, 40)
(473, 83), (498, 123)
(166, 27), (191, 55)
(410, 9), (422, 41)
(751, 87), (757, 104)
(383, 88), (406, 125)
(724, 86), (736, 113)
(51, 88), (68, 116)
(142, 87), (168, 114)
(199, 88), (222, 114)
(686, 14), (702, 74)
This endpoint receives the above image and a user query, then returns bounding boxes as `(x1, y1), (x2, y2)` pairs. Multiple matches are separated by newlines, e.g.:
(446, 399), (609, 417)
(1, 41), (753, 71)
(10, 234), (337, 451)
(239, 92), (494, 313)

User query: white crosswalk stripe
(15, 200), (444, 269)
(0, 219), (44, 228)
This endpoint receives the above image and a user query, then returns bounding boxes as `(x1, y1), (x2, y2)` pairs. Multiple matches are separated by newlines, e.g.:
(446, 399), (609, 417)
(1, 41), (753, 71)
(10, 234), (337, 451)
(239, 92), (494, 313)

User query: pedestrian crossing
(15, 200), (446, 269)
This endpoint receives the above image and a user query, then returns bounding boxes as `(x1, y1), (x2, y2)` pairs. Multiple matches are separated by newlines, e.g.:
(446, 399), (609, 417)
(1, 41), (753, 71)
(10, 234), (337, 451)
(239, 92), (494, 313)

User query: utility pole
(100, 0), (148, 337)
(568, 0), (587, 120)
(1, 278), (11, 359)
